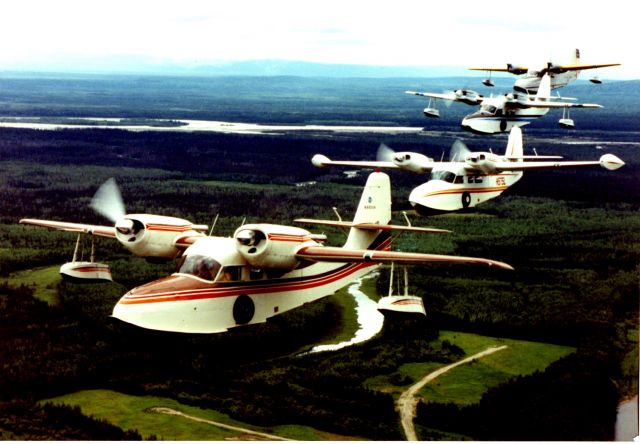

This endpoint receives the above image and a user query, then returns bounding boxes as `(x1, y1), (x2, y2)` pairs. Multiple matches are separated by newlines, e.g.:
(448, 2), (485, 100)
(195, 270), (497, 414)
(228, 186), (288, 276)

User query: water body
(309, 276), (384, 354)
(615, 395), (639, 441)
(0, 118), (425, 136)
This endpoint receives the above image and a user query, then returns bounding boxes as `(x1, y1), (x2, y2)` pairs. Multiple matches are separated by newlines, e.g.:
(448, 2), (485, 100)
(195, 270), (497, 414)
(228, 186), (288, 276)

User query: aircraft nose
(408, 182), (429, 206)
(123, 274), (209, 300)
(408, 183), (442, 215)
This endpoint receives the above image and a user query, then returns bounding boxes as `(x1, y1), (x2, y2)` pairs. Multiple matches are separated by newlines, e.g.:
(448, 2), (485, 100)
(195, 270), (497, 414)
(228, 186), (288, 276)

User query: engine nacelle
(454, 89), (483, 105)
(115, 214), (205, 259)
(506, 64), (528, 75)
(393, 152), (434, 173)
(465, 152), (500, 174)
(234, 223), (319, 270)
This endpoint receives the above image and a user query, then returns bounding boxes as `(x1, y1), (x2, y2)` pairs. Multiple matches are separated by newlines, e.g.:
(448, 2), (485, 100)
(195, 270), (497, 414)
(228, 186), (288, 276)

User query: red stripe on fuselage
(119, 262), (375, 305)
(119, 238), (391, 305)
(69, 267), (110, 273)
(425, 186), (509, 197)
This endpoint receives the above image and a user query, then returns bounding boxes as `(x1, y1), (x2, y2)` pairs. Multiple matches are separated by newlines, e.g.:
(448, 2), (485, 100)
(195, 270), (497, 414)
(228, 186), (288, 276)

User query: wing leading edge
(492, 154), (624, 172)
(20, 218), (116, 238)
(295, 218), (451, 234)
(296, 246), (513, 270)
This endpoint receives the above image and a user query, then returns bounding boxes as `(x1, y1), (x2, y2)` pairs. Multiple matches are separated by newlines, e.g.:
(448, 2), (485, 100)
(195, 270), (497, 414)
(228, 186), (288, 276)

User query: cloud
(0, 0), (636, 78)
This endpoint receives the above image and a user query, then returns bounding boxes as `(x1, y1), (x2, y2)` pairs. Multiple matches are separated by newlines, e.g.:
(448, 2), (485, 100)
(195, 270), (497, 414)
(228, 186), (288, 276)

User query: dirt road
(396, 345), (508, 441)
(149, 407), (293, 441)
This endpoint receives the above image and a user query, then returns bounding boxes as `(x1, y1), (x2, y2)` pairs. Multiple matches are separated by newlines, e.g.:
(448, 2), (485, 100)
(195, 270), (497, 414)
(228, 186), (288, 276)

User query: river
(615, 395), (639, 441)
(308, 276), (384, 354)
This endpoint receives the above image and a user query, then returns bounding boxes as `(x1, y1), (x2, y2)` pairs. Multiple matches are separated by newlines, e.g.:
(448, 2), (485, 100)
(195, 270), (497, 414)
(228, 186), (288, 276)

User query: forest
(0, 74), (638, 440)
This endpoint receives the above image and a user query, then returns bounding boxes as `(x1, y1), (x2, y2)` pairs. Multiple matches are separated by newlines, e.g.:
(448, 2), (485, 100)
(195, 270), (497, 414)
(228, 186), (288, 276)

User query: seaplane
(406, 73), (603, 134)
(469, 48), (620, 92)
(312, 127), (625, 215)
(20, 173), (513, 334)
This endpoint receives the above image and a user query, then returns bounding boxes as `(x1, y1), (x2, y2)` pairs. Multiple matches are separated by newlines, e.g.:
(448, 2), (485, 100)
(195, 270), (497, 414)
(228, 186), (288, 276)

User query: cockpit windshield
(430, 171), (456, 183)
(480, 105), (498, 115)
(177, 254), (222, 281)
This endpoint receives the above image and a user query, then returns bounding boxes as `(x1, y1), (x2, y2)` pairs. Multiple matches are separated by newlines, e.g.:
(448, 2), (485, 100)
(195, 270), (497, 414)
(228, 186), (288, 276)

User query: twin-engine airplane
(469, 48), (620, 92)
(312, 127), (624, 214)
(20, 173), (513, 334)
(406, 73), (602, 134)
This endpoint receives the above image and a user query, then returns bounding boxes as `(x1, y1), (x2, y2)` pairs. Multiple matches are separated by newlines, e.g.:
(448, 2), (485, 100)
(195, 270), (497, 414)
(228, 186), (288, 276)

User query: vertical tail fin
(535, 74), (551, 101)
(572, 48), (581, 80)
(505, 127), (523, 160)
(572, 48), (580, 65)
(344, 172), (392, 249)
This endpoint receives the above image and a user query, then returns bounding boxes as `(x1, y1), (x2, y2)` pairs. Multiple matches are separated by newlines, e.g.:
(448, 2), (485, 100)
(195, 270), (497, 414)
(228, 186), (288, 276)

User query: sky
(0, 0), (637, 78)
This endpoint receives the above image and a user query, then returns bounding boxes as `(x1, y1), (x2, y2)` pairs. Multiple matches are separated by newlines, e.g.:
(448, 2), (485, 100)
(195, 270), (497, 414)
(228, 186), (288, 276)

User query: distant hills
(2, 55), (634, 81)
(2, 57), (469, 78)
(174, 60), (468, 78)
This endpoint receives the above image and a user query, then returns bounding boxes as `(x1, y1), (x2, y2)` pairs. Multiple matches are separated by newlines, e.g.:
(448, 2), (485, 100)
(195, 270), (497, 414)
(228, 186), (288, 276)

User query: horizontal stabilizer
(295, 218), (451, 234)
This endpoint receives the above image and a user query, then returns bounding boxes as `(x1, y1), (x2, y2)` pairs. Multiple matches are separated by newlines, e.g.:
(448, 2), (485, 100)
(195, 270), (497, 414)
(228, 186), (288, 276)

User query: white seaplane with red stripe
(312, 127), (624, 215)
(406, 73), (604, 134)
(20, 172), (513, 334)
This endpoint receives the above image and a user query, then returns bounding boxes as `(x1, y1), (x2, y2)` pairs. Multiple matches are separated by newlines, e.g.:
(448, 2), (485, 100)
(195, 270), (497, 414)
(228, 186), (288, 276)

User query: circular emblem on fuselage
(461, 191), (471, 209)
(233, 294), (255, 325)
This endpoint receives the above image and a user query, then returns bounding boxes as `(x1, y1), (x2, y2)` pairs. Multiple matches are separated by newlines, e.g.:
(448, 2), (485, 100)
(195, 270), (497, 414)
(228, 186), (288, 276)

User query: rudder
(344, 172), (392, 249)
(505, 127), (523, 160)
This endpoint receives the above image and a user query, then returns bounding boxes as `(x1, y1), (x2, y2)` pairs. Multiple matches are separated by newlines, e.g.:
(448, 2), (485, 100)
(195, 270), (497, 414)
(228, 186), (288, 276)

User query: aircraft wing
(468, 67), (513, 72)
(20, 218), (117, 238)
(296, 246), (513, 270)
(294, 218), (451, 234)
(404, 90), (482, 105)
(493, 154), (624, 172)
(468, 65), (529, 75)
(405, 91), (455, 100)
(548, 63), (621, 73)
(311, 155), (399, 169)
(517, 99), (602, 109)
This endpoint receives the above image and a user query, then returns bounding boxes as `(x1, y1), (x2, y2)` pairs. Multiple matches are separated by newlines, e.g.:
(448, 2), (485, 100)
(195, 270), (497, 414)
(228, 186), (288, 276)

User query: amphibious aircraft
(469, 48), (620, 92)
(406, 73), (602, 134)
(312, 127), (624, 214)
(20, 173), (513, 333)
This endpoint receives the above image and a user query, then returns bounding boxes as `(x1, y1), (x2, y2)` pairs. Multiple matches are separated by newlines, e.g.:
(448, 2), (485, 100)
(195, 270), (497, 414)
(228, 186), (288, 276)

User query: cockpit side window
(177, 254), (222, 281)
(217, 266), (242, 282)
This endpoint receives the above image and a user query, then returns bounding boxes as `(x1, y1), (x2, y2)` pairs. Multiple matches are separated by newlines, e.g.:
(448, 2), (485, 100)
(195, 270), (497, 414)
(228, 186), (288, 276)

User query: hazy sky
(0, 0), (636, 78)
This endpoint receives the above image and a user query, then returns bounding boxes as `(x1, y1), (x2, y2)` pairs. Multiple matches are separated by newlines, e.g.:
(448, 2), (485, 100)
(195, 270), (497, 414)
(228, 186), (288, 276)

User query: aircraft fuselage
(409, 166), (523, 214)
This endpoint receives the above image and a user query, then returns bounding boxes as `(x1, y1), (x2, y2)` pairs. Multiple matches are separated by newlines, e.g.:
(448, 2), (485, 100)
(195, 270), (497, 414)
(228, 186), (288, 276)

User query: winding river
(309, 276), (384, 354)
(615, 395), (639, 441)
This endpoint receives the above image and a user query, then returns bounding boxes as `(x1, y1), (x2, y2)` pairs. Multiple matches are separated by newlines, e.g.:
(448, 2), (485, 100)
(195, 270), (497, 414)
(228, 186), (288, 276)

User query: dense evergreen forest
(0, 74), (638, 440)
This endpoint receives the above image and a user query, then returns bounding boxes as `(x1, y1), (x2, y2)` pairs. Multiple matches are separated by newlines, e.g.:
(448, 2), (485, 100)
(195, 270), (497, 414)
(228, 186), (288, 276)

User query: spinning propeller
(376, 143), (396, 162)
(449, 139), (471, 162)
(90, 178), (135, 235)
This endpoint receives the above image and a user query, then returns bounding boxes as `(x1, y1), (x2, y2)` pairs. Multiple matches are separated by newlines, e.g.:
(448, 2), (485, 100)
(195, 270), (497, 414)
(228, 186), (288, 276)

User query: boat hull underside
(112, 262), (378, 334)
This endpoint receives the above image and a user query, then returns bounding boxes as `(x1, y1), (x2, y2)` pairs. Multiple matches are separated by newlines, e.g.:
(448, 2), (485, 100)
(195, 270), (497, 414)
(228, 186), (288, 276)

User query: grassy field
(367, 330), (575, 405)
(42, 389), (359, 441)
(7, 265), (61, 305)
